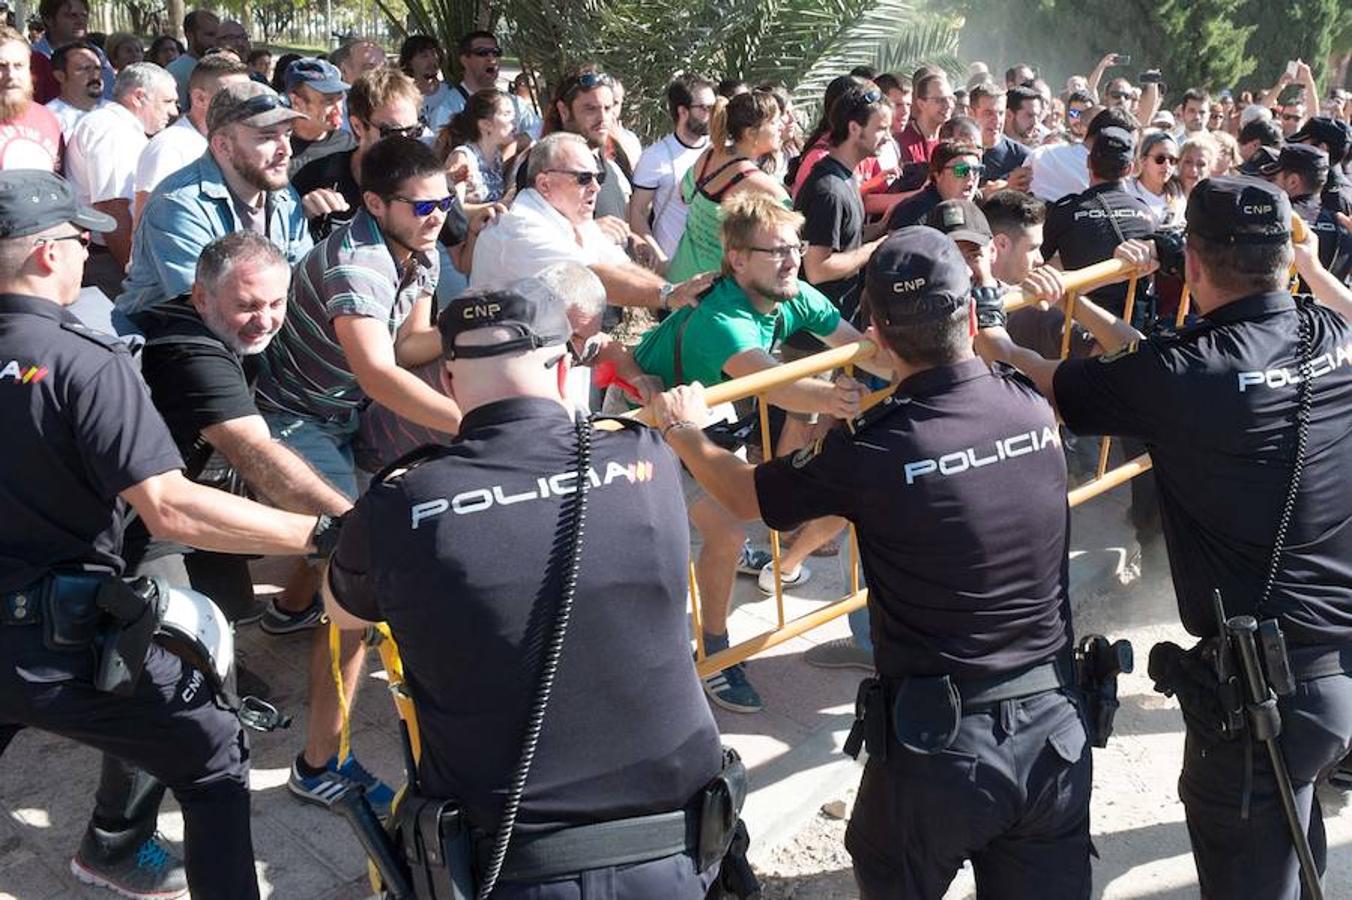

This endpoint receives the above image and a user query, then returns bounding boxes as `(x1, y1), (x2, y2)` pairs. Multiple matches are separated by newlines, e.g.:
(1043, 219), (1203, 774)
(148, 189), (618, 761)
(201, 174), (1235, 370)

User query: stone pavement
(4, 476), (1350, 898)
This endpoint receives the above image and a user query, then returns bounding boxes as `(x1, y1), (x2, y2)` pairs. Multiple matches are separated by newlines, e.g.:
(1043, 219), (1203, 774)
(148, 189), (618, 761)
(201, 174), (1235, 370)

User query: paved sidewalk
(4, 478), (1349, 898)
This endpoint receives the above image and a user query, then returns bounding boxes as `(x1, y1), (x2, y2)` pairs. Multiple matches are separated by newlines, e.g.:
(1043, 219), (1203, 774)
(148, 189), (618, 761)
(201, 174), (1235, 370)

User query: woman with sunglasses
(1126, 131), (1184, 227)
(437, 88), (516, 204)
(667, 90), (788, 282)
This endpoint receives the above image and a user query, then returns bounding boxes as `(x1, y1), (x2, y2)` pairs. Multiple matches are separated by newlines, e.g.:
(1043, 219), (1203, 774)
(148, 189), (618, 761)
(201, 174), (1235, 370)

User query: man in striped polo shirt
(253, 134), (460, 811)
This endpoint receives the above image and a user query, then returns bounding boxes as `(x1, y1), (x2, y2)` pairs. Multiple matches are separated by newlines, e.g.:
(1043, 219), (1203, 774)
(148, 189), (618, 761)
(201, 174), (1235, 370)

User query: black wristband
(309, 513), (345, 560)
(973, 285), (1007, 329)
(1150, 230), (1186, 279)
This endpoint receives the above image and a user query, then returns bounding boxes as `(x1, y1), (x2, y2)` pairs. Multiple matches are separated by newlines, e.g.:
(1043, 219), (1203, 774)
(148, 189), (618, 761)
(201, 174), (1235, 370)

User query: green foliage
(1237, 0), (1339, 89)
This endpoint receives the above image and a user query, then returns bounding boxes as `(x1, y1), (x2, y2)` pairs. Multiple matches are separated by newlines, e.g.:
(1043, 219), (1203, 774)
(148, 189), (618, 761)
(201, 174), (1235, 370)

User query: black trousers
(846, 689), (1093, 900)
(1179, 671), (1352, 899)
(0, 625), (258, 900)
(493, 851), (719, 899)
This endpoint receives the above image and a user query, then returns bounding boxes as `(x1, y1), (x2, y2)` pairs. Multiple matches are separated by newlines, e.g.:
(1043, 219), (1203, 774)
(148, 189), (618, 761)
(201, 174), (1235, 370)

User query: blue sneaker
(702, 664), (764, 713)
(289, 754), (396, 817)
(736, 543), (773, 576)
(70, 834), (188, 899)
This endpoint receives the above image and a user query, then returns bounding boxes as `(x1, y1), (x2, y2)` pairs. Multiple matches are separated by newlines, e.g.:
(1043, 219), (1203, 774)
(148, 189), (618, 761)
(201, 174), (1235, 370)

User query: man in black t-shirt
(325, 285), (726, 899)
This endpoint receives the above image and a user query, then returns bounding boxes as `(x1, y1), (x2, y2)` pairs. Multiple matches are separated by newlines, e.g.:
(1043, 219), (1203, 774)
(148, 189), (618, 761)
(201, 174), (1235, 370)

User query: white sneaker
(757, 562), (811, 595)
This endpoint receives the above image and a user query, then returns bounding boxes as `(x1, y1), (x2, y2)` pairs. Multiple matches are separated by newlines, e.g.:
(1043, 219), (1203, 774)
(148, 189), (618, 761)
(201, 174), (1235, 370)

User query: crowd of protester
(0, 1), (1349, 891)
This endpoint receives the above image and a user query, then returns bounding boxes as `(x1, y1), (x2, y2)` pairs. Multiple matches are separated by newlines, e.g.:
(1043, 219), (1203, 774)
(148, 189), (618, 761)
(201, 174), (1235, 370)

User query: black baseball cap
(863, 226), (972, 326)
(0, 170), (115, 238)
(1090, 125), (1135, 161)
(924, 199), (992, 246)
(1185, 176), (1291, 246)
(438, 284), (571, 360)
(1258, 143), (1330, 180)
(1287, 116), (1350, 164)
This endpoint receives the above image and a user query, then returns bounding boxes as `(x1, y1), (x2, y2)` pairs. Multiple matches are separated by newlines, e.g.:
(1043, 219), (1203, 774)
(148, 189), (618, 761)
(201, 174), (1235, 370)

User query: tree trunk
(167, 0), (185, 39)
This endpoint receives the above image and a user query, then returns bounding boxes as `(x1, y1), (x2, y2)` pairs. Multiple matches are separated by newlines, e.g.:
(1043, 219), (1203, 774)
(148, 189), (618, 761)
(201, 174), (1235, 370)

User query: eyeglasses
(946, 161), (985, 178)
(1067, 108), (1084, 120)
(1150, 154), (1179, 165)
(35, 231), (90, 248)
(394, 196), (455, 216)
(467, 47), (503, 58)
(376, 122), (423, 140)
(923, 94), (956, 105)
(545, 168), (607, 186)
(1108, 90), (1132, 101)
(747, 242), (806, 262)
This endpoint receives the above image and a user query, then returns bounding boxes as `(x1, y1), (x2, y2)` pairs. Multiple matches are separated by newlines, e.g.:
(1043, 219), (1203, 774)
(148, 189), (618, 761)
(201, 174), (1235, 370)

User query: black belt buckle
(892, 674), (961, 755)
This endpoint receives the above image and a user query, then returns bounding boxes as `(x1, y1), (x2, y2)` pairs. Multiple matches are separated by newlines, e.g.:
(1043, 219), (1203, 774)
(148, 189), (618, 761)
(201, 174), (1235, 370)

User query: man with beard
(71, 232), (353, 900)
(29, 0), (114, 104)
(253, 137), (458, 812)
(118, 81), (312, 313)
(629, 74), (715, 260)
(45, 39), (106, 136)
(0, 26), (62, 171)
(65, 62), (178, 294)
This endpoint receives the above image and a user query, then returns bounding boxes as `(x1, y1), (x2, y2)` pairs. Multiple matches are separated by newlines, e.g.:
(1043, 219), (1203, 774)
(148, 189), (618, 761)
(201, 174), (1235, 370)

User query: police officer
(0, 170), (339, 900)
(1285, 115), (1352, 211)
(322, 278), (743, 899)
(977, 176), (1352, 898)
(1262, 144), (1352, 287)
(655, 227), (1093, 899)
(1042, 119), (1156, 329)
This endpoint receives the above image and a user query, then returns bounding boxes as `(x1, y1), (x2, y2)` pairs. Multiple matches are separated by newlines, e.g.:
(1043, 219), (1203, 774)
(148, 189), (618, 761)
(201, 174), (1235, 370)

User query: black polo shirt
(1053, 291), (1352, 645)
(1042, 181), (1155, 320)
(292, 148), (470, 245)
(1292, 192), (1352, 286)
(885, 184), (941, 232)
(983, 136), (1030, 183)
(795, 154), (866, 319)
(329, 398), (723, 833)
(755, 357), (1072, 679)
(0, 294), (183, 592)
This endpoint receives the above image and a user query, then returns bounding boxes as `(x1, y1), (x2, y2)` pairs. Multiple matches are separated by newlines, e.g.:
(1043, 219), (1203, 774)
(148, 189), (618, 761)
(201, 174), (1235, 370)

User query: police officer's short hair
(533, 262), (605, 322)
(874, 300), (970, 367)
(1187, 231), (1291, 295)
(113, 62), (173, 103)
(195, 232), (288, 293)
(980, 190), (1046, 238)
(526, 132), (590, 185)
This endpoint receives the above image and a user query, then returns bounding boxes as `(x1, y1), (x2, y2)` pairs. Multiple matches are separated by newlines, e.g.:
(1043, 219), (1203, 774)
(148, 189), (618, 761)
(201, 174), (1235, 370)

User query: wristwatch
(659, 282), (676, 311)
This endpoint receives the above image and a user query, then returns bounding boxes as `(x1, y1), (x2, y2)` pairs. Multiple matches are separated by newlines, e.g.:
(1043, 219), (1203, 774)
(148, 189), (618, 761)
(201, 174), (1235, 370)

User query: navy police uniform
(1263, 143), (1352, 288)
(0, 173), (256, 900)
(755, 228), (1090, 900)
(1053, 177), (1352, 897)
(328, 288), (726, 899)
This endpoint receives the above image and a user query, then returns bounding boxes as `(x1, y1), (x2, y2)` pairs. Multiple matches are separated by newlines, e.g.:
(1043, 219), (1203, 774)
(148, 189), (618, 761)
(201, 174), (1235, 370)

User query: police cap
(1287, 116), (1351, 165)
(1258, 143), (1330, 182)
(0, 170), (115, 239)
(924, 199), (992, 246)
(1185, 176), (1291, 246)
(863, 226), (971, 326)
(1237, 145), (1279, 177)
(438, 283), (571, 360)
(1090, 126), (1135, 162)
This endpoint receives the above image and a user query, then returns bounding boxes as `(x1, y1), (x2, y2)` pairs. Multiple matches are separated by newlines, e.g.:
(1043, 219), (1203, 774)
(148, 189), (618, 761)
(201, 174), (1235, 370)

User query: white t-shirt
(65, 103), (147, 246)
(45, 97), (106, 138)
(1126, 177), (1182, 228)
(421, 82), (455, 139)
(135, 117), (207, 196)
(470, 187), (628, 290)
(632, 133), (707, 257)
(1027, 142), (1089, 202)
(426, 81), (527, 138)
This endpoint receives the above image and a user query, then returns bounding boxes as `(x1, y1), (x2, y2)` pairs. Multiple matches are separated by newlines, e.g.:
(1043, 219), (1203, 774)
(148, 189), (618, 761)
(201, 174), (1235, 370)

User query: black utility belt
(845, 658), (1072, 760)
(1286, 643), (1352, 682)
(392, 748), (749, 897)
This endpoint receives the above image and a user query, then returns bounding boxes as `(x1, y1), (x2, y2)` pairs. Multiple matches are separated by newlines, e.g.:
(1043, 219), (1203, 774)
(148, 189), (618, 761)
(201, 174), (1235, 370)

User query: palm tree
(382, 0), (963, 139)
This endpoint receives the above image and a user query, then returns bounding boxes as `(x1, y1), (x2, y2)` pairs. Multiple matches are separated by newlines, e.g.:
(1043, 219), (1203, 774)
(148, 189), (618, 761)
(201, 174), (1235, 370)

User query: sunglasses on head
(561, 71), (612, 100)
(546, 168), (607, 186)
(468, 47), (503, 58)
(861, 87), (883, 104)
(947, 161), (985, 178)
(235, 91), (291, 117)
(394, 195), (455, 216)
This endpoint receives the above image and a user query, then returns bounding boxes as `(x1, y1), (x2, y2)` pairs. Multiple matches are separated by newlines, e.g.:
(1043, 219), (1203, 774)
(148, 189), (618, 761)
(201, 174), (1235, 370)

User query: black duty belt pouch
(843, 677), (889, 760)
(391, 793), (474, 900)
(39, 574), (103, 650)
(892, 675), (962, 754)
(92, 577), (160, 696)
(697, 748), (747, 871)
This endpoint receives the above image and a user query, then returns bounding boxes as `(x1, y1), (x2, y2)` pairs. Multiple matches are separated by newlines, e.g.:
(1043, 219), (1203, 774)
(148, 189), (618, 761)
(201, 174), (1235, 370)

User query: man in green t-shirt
(633, 193), (887, 713)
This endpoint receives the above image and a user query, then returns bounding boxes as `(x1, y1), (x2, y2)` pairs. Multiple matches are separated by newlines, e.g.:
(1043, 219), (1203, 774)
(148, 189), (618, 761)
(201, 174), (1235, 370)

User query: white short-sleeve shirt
(469, 187), (629, 290)
(135, 117), (207, 197)
(45, 97), (107, 138)
(66, 102), (147, 209)
(1027, 142), (1090, 203)
(632, 133), (707, 257)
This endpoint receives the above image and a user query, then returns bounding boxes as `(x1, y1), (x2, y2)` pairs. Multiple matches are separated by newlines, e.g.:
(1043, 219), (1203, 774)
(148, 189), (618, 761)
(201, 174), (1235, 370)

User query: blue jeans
(262, 411), (361, 501)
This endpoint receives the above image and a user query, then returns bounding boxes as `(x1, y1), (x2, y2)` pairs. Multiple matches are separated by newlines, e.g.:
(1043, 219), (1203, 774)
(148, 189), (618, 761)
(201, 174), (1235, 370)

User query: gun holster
(703, 748), (759, 900)
(843, 677), (890, 761)
(1148, 639), (1243, 740)
(1074, 634), (1133, 747)
(389, 794), (475, 900)
(39, 574), (161, 696)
